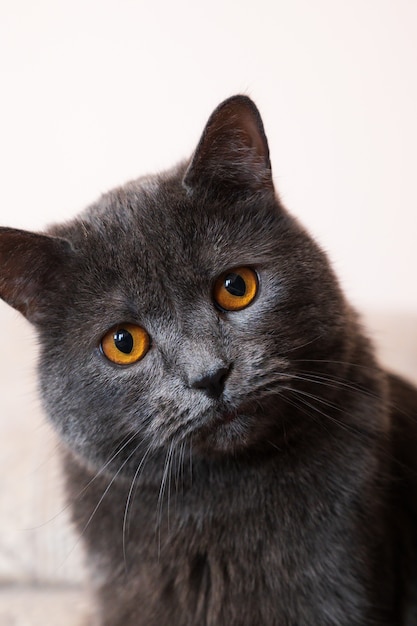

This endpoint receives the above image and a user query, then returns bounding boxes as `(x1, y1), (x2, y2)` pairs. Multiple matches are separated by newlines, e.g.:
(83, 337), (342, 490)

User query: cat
(1, 95), (417, 625)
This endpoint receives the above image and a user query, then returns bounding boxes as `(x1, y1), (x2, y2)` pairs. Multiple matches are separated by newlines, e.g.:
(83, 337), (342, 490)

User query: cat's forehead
(60, 169), (278, 278)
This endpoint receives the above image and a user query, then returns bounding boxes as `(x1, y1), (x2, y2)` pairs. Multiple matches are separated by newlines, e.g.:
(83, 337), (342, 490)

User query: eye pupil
(114, 329), (134, 354)
(224, 273), (246, 297)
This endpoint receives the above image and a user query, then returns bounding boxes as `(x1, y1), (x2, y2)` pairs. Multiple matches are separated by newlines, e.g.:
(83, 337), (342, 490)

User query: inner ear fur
(183, 95), (274, 198)
(0, 227), (74, 324)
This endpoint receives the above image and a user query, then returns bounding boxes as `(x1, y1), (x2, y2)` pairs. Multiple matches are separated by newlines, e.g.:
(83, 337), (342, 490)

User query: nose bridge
(180, 335), (229, 384)
(177, 311), (230, 395)
(168, 298), (230, 389)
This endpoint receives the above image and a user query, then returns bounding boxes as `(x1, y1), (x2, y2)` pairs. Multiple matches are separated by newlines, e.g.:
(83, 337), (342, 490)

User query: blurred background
(0, 1), (416, 624)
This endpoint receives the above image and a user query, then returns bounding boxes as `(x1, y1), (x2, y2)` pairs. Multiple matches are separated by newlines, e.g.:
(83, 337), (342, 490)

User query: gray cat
(1, 95), (417, 625)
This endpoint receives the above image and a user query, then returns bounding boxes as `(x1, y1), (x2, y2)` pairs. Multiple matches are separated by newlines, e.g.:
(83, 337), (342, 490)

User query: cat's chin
(191, 398), (280, 457)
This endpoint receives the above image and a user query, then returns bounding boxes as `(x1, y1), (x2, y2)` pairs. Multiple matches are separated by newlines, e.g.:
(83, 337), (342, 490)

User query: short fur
(1, 95), (417, 625)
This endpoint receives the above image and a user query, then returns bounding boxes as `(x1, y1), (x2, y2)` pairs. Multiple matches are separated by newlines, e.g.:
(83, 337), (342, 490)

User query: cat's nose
(191, 365), (231, 399)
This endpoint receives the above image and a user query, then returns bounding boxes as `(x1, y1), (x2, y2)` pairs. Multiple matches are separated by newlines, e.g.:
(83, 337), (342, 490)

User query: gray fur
(1, 95), (417, 625)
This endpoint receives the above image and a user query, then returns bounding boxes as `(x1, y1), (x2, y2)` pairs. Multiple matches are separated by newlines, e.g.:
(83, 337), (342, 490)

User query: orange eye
(213, 267), (258, 311)
(100, 323), (150, 365)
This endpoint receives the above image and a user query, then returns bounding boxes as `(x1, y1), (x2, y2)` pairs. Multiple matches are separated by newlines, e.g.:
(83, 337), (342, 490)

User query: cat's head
(0, 96), (353, 471)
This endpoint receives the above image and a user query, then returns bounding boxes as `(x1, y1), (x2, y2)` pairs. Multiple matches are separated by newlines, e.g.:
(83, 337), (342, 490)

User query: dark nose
(191, 365), (231, 399)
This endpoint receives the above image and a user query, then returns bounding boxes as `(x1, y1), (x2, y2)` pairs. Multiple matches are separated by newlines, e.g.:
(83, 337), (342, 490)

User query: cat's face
(0, 96), (349, 473)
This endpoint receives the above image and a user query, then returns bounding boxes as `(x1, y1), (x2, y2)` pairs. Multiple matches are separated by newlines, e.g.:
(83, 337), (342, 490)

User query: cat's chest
(65, 450), (384, 625)
(70, 448), (358, 572)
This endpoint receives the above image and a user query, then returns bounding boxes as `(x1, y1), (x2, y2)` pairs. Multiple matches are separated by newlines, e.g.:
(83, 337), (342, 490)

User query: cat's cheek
(39, 353), (154, 457)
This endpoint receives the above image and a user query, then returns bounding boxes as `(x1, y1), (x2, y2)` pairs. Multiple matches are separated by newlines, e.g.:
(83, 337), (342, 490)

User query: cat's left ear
(183, 95), (274, 199)
(0, 227), (74, 324)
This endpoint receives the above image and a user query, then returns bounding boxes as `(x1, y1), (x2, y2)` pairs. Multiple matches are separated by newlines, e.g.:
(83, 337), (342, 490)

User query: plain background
(0, 0), (416, 607)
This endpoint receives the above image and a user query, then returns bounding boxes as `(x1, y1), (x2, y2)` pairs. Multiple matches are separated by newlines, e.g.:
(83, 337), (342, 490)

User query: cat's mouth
(219, 397), (271, 421)
(189, 399), (266, 456)
(210, 399), (263, 429)
(188, 393), (284, 456)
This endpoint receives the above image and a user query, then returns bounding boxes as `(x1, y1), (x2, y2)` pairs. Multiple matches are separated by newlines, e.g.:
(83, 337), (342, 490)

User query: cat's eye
(100, 323), (150, 365)
(213, 266), (258, 311)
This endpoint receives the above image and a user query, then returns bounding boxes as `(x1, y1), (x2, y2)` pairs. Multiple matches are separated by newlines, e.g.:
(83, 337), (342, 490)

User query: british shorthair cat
(1, 96), (417, 625)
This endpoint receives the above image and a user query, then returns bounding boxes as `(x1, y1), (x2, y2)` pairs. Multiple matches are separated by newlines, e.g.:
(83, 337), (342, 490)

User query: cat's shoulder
(388, 372), (417, 442)
(388, 371), (417, 513)
(387, 373), (417, 620)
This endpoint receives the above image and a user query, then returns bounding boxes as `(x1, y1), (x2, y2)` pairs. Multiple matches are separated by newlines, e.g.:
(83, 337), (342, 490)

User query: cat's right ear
(0, 227), (74, 325)
(183, 95), (274, 200)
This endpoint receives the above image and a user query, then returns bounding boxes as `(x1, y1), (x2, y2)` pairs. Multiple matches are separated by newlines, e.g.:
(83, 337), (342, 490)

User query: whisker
(189, 439), (193, 486)
(58, 439), (144, 570)
(281, 384), (343, 413)
(285, 387), (358, 435)
(26, 430), (141, 531)
(280, 333), (324, 355)
(290, 369), (417, 421)
(292, 358), (381, 372)
(281, 386), (417, 482)
(279, 392), (331, 436)
(156, 440), (175, 556)
(281, 386), (376, 440)
(122, 442), (154, 572)
(282, 370), (382, 403)
(174, 440), (186, 501)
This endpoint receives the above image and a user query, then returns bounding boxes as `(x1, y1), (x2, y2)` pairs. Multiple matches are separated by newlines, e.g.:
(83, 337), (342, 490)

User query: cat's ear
(0, 227), (74, 324)
(183, 95), (274, 199)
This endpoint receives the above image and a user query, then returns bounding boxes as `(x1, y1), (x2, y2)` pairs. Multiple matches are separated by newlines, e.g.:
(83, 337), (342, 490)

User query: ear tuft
(183, 95), (273, 199)
(0, 227), (74, 324)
